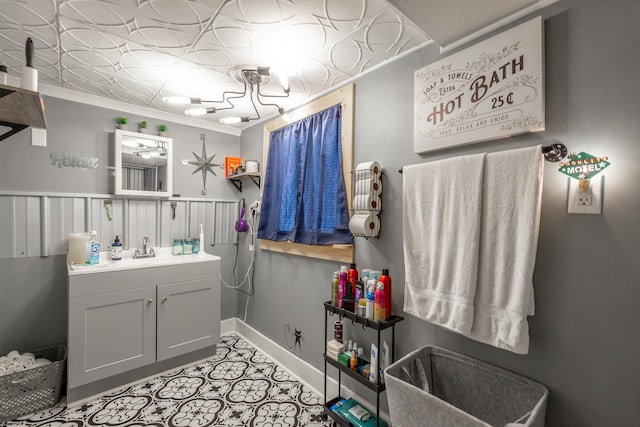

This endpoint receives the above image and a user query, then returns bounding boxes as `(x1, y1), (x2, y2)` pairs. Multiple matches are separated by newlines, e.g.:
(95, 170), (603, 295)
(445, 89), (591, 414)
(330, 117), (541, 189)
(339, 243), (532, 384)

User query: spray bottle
(374, 281), (386, 322)
(380, 268), (392, 320)
(338, 265), (348, 308)
(348, 263), (358, 295)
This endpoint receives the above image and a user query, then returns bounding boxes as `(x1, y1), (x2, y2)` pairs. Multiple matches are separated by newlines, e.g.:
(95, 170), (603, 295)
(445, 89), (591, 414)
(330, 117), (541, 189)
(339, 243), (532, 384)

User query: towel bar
(398, 143), (567, 173)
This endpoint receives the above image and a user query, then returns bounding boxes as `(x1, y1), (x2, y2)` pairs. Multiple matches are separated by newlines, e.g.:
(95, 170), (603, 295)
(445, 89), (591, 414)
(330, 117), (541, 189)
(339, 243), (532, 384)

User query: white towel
(6, 350), (21, 363)
(467, 145), (544, 354)
(402, 153), (486, 334)
(21, 355), (35, 368)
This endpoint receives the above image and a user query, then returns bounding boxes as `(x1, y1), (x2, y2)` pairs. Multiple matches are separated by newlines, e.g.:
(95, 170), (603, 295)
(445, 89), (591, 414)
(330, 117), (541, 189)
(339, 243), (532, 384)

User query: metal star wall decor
(189, 133), (220, 195)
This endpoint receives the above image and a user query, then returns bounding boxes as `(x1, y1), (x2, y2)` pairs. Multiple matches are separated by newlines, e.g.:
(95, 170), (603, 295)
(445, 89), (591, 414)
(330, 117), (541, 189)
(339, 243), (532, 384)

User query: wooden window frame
(259, 83), (355, 263)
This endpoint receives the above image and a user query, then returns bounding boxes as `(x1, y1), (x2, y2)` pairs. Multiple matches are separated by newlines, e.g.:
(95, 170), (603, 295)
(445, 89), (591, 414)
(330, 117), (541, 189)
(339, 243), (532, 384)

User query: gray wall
(0, 97), (242, 353)
(239, 0), (640, 425)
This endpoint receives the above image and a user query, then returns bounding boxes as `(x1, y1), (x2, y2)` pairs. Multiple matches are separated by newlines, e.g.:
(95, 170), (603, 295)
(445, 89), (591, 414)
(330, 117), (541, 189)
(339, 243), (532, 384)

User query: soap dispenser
(111, 235), (123, 261)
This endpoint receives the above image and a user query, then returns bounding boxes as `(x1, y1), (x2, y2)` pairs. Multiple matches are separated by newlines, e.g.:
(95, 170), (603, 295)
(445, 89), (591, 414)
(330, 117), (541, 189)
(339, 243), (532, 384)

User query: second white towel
(467, 145), (544, 354)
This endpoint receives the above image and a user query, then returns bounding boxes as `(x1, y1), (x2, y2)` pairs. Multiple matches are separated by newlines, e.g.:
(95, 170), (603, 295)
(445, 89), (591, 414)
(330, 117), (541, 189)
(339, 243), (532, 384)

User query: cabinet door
(68, 286), (156, 388)
(157, 277), (220, 362)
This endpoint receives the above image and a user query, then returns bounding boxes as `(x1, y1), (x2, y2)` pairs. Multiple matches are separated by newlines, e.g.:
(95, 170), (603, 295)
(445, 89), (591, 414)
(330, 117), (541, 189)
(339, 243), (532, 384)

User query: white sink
(67, 247), (219, 275)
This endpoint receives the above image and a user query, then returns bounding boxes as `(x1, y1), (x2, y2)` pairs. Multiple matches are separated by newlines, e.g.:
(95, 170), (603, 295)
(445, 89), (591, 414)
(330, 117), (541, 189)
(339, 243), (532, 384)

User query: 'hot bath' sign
(414, 16), (545, 154)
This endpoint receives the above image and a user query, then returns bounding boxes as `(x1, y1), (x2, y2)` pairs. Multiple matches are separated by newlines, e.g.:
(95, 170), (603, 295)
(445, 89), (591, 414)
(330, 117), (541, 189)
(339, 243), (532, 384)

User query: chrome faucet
(133, 235), (155, 259)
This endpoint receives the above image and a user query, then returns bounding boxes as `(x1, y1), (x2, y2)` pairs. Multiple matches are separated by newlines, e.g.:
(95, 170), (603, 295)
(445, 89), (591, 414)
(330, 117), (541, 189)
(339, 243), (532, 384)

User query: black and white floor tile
(2, 334), (332, 427)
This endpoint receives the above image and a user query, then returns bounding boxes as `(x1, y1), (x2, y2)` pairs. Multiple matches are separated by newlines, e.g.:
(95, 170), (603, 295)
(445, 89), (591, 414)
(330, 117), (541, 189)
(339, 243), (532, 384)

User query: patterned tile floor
(2, 334), (333, 427)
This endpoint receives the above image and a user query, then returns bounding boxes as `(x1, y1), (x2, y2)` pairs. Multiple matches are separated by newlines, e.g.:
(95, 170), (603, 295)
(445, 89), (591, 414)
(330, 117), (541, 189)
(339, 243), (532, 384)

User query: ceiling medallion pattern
(0, 0), (427, 127)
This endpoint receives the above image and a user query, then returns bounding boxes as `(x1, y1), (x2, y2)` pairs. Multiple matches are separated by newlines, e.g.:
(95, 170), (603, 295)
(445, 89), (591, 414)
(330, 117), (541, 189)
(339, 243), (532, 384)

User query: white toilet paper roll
(355, 160), (381, 175)
(353, 194), (381, 212)
(21, 66), (38, 91)
(354, 176), (382, 195)
(349, 213), (381, 237)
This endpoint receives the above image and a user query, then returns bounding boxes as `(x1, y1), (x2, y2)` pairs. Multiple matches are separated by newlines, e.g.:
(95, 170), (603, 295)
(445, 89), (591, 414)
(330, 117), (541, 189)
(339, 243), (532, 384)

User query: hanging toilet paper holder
(349, 162), (383, 239)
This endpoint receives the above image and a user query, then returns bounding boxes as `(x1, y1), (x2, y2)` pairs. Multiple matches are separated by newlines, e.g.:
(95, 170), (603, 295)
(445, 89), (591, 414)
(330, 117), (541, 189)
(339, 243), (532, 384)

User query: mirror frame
(114, 129), (173, 197)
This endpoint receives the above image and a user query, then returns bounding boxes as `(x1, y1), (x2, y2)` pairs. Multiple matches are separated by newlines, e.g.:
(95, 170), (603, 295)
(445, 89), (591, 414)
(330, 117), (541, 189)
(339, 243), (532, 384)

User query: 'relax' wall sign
(414, 16), (544, 154)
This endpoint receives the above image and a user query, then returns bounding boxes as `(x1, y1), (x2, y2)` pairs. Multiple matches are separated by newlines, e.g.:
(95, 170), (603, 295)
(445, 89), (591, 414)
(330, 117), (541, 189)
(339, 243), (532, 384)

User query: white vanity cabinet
(67, 253), (220, 398)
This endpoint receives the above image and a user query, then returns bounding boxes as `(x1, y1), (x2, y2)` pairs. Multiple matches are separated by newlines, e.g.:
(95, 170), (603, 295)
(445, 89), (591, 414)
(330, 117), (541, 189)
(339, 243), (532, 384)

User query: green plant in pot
(117, 117), (128, 130)
(158, 124), (167, 136)
(139, 120), (148, 133)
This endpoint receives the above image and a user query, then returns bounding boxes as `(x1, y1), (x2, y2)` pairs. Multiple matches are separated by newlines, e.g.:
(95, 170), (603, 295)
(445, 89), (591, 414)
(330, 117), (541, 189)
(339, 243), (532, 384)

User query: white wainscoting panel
(0, 193), (238, 260)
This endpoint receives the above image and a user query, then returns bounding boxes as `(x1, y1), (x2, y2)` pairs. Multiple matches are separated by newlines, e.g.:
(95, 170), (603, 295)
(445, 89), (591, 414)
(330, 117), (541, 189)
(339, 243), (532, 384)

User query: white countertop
(67, 247), (220, 275)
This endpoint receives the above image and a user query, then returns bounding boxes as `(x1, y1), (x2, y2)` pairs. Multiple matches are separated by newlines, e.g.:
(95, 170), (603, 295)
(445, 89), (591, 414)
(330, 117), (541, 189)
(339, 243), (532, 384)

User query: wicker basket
(0, 345), (66, 423)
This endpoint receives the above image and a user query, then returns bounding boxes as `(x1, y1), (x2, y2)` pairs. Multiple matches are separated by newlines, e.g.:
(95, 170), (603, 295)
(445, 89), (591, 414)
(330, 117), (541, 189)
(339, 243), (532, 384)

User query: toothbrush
(199, 224), (205, 254)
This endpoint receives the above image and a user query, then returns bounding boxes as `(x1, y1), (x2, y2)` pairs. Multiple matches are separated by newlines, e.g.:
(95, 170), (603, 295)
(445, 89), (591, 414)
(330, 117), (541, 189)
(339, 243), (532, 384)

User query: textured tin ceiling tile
(0, 0), (440, 127)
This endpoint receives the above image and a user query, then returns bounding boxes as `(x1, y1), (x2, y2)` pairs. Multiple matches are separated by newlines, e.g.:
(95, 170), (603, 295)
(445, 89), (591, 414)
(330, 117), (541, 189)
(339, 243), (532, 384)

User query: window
(259, 84), (355, 263)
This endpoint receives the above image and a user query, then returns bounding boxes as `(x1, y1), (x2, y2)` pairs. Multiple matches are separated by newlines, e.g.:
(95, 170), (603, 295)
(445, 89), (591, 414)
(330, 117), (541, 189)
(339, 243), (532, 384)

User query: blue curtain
(258, 104), (352, 245)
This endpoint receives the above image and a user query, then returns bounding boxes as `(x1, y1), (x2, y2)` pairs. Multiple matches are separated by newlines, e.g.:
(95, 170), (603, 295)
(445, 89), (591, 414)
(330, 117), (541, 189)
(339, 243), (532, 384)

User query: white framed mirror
(114, 129), (173, 197)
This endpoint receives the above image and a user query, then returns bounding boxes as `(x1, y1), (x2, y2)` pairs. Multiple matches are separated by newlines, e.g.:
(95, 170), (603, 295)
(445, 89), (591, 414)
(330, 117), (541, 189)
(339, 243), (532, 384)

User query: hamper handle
(11, 376), (30, 385)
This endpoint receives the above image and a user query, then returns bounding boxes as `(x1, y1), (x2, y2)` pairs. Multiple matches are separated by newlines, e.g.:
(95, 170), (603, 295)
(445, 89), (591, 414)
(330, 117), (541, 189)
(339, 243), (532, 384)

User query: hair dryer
(235, 206), (248, 233)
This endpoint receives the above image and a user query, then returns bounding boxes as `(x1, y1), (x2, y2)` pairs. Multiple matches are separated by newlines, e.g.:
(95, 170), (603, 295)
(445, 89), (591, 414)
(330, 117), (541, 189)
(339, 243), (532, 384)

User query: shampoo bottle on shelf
(331, 271), (340, 306)
(355, 278), (364, 303)
(342, 281), (356, 312)
(348, 263), (358, 295)
(89, 230), (100, 265)
(338, 265), (348, 309)
(380, 268), (392, 320)
(350, 350), (358, 371)
(374, 281), (386, 322)
(111, 235), (123, 261)
(366, 280), (375, 320)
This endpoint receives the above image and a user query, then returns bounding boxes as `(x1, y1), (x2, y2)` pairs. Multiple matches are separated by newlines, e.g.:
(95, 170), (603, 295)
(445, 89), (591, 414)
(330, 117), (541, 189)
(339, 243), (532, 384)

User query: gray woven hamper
(384, 345), (548, 427)
(0, 345), (66, 423)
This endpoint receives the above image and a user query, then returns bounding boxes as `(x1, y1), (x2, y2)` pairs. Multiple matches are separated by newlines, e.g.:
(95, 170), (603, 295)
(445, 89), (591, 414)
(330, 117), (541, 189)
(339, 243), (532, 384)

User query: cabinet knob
(148, 299), (153, 304)
(162, 297), (168, 303)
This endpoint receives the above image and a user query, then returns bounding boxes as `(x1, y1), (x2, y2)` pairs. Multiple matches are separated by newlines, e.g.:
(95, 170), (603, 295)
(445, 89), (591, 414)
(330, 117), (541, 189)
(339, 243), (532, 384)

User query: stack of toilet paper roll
(0, 350), (52, 376)
(349, 161), (382, 237)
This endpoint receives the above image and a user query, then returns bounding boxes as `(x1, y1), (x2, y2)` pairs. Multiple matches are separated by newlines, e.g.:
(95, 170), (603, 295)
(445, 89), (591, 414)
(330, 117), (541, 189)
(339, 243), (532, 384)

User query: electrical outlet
(568, 175), (602, 214)
(250, 200), (261, 215)
(576, 186), (592, 206)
